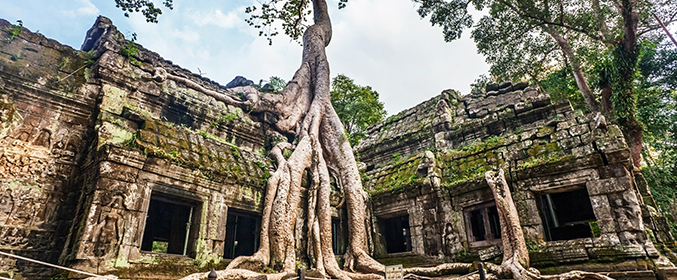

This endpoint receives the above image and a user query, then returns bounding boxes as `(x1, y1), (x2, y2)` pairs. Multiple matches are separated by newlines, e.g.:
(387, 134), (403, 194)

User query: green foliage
(59, 57), (71, 70)
(643, 167), (677, 237)
(540, 66), (587, 112)
(635, 42), (677, 238)
(5, 20), (23, 43)
(268, 76), (286, 93)
(231, 146), (240, 160)
(151, 241), (168, 253)
(589, 221), (601, 238)
(210, 112), (240, 128)
(121, 32), (141, 66)
(392, 152), (401, 162)
(469, 74), (494, 94)
(330, 74), (387, 146)
(414, 0), (476, 42)
(114, 0), (173, 23)
(243, 0), (349, 44)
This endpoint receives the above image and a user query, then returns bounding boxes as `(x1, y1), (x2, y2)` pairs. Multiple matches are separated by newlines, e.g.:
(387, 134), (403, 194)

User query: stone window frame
(463, 201), (502, 248)
(136, 187), (204, 258)
(377, 212), (413, 254)
(534, 185), (598, 242)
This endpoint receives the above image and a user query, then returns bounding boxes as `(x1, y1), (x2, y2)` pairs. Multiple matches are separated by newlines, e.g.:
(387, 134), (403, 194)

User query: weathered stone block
(586, 177), (630, 196)
(589, 195), (613, 220)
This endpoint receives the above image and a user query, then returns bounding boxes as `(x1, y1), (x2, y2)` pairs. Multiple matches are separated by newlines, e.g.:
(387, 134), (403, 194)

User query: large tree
(112, 1), (615, 280)
(415, 0), (677, 170)
(330, 74), (386, 146)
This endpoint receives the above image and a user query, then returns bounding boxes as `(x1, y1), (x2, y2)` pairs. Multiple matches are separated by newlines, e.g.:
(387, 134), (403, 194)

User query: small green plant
(5, 20), (23, 43)
(59, 57), (71, 70)
(283, 149), (292, 159)
(210, 112), (239, 128)
(392, 152), (401, 162)
(10, 54), (19, 61)
(197, 130), (209, 138)
(231, 146), (240, 159)
(589, 221), (601, 238)
(255, 161), (266, 169)
(486, 135), (502, 143)
(122, 133), (140, 149)
(268, 76), (286, 93)
(526, 240), (541, 253)
(121, 32), (141, 66)
(261, 266), (275, 274)
(169, 151), (179, 158)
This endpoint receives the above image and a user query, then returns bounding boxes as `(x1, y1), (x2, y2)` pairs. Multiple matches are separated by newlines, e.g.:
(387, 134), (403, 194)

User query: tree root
(402, 263), (472, 277)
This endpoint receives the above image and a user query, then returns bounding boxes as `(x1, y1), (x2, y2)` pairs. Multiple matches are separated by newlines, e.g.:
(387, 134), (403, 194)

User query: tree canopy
(330, 74), (386, 146)
(416, 0), (677, 169)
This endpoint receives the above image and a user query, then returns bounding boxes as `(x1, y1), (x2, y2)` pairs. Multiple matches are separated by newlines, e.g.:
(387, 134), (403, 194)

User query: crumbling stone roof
(360, 82), (629, 197)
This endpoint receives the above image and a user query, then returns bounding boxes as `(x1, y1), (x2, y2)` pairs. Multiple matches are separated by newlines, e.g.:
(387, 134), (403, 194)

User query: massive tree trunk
(172, 0), (384, 279)
(616, 0), (643, 170)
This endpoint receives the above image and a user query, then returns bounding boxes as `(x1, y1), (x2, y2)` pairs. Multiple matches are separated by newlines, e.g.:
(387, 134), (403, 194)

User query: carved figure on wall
(422, 208), (441, 256)
(423, 225), (441, 256)
(90, 195), (125, 257)
(33, 129), (51, 148)
(442, 223), (461, 256)
(0, 189), (13, 223)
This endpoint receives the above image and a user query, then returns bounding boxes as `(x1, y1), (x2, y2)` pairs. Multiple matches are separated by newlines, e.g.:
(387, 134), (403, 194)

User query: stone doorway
(140, 193), (199, 256)
(381, 215), (412, 254)
(224, 209), (261, 259)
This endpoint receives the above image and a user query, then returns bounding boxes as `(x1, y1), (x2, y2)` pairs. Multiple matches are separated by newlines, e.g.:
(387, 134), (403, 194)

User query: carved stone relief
(609, 190), (645, 245)
(87, 195), (126, 258)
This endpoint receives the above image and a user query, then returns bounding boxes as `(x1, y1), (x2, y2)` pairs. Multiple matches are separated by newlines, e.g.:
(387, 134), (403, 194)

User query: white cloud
(61, 0), (99, 17)
(170, 26), (201, 43)
(192, 10), (241, 29)
(76, 0), (99, 15)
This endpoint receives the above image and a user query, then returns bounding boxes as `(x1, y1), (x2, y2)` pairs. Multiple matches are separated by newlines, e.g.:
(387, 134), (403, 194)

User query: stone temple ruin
(1, 16), (677, 279)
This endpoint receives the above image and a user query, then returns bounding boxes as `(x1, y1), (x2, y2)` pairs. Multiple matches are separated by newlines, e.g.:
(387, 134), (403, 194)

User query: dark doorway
(224, 209), (261, 259)
(332, 216), (348, 255)
(464, 201), (501, 247)
(382, 215), (412, 254)
(141, 193), (198, 255)
(538, 188), (596, 241)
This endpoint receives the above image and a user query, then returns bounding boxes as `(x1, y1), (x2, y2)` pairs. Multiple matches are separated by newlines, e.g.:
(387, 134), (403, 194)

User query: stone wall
(359, 81), (671, 275)
(0, 18), (101, 279)
(0, 17), (276, 279)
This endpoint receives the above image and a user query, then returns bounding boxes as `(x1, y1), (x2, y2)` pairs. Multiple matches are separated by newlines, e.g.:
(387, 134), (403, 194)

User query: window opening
(537, 187), (596, 241)
(224, 209), (261, 259)
(141, 193), (198, 255)
(382, 215), (412, 253)
(464, 201), (501, 247)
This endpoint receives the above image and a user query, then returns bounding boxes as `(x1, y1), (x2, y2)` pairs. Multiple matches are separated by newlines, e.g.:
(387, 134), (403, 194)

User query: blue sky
(0, 0), (490, 115)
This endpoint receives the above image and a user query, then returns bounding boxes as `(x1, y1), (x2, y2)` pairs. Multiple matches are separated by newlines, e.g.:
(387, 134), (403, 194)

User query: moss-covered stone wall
(0, 16), (275, 279)
(360, 81), (671, 277)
